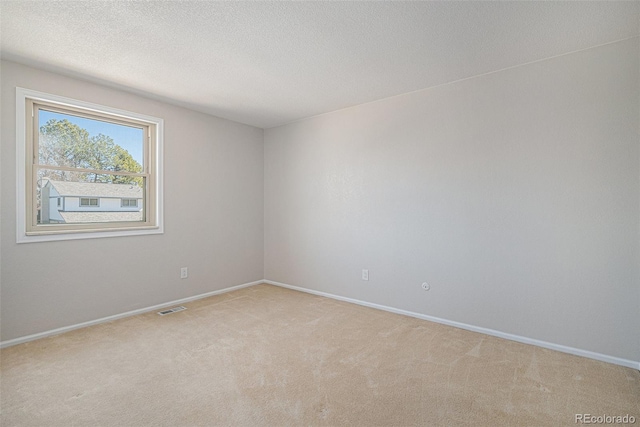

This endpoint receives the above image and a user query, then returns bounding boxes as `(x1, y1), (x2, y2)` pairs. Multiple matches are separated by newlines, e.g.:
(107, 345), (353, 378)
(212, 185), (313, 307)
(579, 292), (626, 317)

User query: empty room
(1, 1), (638, 426)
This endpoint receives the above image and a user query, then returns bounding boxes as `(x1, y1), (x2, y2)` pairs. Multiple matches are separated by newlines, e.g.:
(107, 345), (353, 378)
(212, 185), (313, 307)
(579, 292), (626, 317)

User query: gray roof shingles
(48, 180), (142, 198)
(59, 211), (144, 223)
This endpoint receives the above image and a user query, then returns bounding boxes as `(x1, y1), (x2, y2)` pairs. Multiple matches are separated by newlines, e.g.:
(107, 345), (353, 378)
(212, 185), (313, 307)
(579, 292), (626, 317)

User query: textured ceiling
(1, 1), (638, 129)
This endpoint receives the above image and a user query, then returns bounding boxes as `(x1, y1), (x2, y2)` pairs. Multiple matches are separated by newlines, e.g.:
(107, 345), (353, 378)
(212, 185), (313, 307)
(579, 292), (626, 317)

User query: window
(80, 198), (99, 207)
(57, 198), (61, 207)
(17, 88), (164, 243)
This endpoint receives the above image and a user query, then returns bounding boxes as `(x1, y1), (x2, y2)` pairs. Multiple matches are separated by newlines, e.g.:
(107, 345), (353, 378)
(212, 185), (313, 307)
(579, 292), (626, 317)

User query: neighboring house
(40, 178), (143, 224)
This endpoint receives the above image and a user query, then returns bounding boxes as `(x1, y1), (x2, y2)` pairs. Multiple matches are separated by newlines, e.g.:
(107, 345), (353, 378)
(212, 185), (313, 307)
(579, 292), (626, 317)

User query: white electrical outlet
(421, 282), (430, 291)
(180, 267), (188, 279)
(362, 269), (369, 281)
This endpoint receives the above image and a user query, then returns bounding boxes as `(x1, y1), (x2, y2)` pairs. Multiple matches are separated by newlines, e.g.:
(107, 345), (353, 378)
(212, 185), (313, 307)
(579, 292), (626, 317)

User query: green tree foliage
(112, 145), (143, 186)
(39, 119), (142, 185)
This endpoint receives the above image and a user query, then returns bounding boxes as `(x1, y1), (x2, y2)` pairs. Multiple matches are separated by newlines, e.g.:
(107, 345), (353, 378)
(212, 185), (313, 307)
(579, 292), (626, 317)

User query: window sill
(19, 225), (163, 244)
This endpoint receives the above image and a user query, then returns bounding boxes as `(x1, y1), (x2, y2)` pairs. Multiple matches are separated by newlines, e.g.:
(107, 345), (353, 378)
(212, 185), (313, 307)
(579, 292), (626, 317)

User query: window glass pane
(38, 109), (144, 173)
(81, 198), (98, 206)
(36, 170), (145, 225)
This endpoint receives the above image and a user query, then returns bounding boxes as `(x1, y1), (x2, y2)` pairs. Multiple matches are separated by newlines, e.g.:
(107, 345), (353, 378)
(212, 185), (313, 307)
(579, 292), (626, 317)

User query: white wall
(264, 38), (640, 363)
(0, 60), (264, 341)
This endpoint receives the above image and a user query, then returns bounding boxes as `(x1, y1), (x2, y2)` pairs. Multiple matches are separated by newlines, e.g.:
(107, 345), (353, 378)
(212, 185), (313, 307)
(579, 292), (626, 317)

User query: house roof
(59, 211), (143, 223)
(47, 180), (142, 198)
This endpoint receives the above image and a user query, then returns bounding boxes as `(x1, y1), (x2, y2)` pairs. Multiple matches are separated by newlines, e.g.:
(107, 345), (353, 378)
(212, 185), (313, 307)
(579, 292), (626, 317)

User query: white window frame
(79, 198), (100, 207)
(121, 198), (138, 207)
(16, 87), (164, 243)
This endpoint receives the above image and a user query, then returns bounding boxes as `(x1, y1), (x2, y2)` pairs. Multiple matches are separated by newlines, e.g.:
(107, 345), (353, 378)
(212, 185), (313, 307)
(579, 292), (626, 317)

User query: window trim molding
(16, 87), (164, 243)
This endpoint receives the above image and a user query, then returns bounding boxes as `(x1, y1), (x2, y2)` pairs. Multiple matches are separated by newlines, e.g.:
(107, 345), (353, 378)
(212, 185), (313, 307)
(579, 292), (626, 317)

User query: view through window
(17, 88), (163, 242)
(35, 108), (146, 225)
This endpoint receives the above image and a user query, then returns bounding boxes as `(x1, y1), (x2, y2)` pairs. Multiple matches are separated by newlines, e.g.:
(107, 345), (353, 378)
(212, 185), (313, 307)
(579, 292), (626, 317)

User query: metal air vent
(158, 306), (187, 316)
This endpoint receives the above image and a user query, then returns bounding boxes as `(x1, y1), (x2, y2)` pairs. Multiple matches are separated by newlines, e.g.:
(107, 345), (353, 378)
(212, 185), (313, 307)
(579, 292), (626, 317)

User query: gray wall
(264, 38), (640, 362)
(2, 38), (639, 364)
(0, 60), (265, 341)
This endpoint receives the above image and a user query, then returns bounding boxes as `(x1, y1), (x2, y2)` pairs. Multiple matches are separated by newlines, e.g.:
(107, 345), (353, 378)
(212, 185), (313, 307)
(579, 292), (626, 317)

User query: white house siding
(47, 198), (64, 222)
(45, 186), (64, 222)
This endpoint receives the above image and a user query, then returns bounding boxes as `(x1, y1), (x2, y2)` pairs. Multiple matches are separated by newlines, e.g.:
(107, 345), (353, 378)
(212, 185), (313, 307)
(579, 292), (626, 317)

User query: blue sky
(39, 110), (144, 165)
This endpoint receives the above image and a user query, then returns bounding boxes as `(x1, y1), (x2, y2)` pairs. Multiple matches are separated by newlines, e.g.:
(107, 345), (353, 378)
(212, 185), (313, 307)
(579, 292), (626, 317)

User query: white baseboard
(264, 280), (640, 371)
(0, 280), (263, 349)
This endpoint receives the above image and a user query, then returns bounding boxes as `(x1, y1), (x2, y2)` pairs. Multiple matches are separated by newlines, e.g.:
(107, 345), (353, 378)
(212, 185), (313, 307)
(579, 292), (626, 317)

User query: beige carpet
(1, 284), (638, 426)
